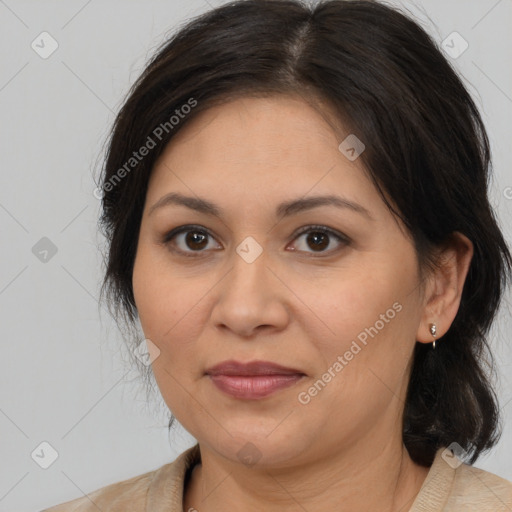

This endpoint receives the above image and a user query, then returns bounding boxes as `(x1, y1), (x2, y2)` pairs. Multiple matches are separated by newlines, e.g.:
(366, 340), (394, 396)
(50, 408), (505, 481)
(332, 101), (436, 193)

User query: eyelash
(161, 224), (350, 258)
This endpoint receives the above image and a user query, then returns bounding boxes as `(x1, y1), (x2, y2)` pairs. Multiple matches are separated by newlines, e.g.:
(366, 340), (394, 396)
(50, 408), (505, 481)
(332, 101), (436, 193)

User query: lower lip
(208, 374), (305, 399)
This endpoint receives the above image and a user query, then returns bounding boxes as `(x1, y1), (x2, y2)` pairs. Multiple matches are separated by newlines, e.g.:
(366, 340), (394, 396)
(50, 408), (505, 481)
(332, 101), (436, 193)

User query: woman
(43, 0), (512, 510)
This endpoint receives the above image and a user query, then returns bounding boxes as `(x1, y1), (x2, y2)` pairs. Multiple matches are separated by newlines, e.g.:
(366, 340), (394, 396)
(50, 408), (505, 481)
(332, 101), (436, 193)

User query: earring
(429, 323), (437, 349)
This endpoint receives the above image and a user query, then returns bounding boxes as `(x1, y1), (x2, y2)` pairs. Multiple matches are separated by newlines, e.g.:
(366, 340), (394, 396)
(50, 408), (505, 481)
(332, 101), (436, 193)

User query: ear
(416, 232), (474, 345)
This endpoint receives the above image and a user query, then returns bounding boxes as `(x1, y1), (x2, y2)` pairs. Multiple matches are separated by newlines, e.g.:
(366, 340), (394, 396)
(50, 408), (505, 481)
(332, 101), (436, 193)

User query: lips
(205, 359), (306, 377)
(208, 374), (304, 399)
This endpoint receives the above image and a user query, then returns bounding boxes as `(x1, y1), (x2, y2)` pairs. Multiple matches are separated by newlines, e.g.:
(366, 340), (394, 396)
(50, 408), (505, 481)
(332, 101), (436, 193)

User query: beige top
(41, 444), (512, 511)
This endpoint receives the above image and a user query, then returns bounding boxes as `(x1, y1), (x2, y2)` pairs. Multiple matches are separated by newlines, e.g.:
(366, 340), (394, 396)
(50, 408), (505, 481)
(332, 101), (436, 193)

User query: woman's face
(132, 94), (429, 467)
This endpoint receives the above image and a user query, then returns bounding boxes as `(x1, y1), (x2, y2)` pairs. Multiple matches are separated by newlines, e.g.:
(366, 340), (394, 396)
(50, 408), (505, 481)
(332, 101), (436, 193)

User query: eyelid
(161, 224), (350, 257)
(161, 224), (220, 256)
(287, 225), (350, 257)
(292, 224), (350, 244)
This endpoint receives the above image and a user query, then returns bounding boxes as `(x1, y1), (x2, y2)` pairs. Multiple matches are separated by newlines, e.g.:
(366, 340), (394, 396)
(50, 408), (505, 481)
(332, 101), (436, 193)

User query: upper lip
(205, 360), (305, 376)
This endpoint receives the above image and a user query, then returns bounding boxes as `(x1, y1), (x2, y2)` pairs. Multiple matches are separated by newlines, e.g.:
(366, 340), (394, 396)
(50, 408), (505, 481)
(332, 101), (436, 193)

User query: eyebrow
(148, 192), (374, 221)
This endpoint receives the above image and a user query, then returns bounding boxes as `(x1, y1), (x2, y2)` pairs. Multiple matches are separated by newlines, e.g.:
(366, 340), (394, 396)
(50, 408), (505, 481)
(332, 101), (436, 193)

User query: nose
(209, 247), (290, 338)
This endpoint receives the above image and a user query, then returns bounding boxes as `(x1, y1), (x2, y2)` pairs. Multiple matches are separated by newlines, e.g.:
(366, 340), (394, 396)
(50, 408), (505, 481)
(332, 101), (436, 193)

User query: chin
(201, 431), (315, 469)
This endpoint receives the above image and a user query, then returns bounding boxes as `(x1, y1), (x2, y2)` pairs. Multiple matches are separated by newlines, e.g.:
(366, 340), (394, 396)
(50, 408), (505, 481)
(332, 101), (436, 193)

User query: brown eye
(162, 224), (350, 258)
(162, 225), (220, 257)
(289, 226), (349, 255)
(183, 230), (209, 251)
(305, 231), (329, 251)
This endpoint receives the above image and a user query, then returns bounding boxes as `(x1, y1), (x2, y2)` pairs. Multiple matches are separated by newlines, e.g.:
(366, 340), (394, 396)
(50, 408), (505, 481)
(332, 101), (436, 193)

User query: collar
(144, 445), (456, 511)
(146, 443), (201, 511)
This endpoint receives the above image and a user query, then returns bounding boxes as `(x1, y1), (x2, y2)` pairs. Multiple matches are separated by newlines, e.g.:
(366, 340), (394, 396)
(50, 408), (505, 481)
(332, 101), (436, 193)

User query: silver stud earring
(429, 323), (437, 349)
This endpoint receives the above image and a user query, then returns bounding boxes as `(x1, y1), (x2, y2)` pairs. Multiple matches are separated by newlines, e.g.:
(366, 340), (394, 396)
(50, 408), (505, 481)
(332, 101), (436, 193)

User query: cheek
(132, 243), (212, 373)
(296, 266), (408, 345)
(294, 284), (416, 434)
(300, 256), (419, 383)
(133, 244), (185, 342)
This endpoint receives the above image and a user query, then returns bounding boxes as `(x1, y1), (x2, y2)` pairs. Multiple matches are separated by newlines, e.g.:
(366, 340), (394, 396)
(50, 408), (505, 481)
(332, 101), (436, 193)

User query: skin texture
(132, 95), (474, 512)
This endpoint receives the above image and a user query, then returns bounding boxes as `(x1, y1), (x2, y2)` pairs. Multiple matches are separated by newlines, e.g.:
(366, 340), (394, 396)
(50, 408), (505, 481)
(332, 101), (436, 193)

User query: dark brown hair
(96, 0), (512, 466)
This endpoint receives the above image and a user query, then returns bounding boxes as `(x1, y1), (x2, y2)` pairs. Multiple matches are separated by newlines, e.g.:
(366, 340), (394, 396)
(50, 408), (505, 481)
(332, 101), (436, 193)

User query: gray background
(0, 0), (510, 510)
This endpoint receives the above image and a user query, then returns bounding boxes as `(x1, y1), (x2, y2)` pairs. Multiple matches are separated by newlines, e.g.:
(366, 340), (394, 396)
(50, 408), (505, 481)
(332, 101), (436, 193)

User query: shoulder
(412, 447), (512, 511)
(40, 468), (156, 512)
(448, 461), (512, 510)
(40, 444), (201, 512)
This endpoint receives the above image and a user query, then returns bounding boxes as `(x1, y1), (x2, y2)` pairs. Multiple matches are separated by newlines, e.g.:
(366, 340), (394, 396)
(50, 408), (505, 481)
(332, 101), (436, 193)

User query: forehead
(162, 94), (343, 161)
(144, 95), (394, 227)
(151, 96), (364, 182)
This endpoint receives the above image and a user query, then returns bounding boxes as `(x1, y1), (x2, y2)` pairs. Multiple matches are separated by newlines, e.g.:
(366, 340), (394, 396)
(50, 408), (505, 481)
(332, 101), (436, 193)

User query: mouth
(207, 374), (306, 400)
(205, 360), (306, 400)
(205, 359), (306, 377)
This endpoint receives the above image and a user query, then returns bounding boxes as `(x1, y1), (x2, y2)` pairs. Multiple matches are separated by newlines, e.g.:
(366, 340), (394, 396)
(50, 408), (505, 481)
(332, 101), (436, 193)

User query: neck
(183, 433), (430, 512)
